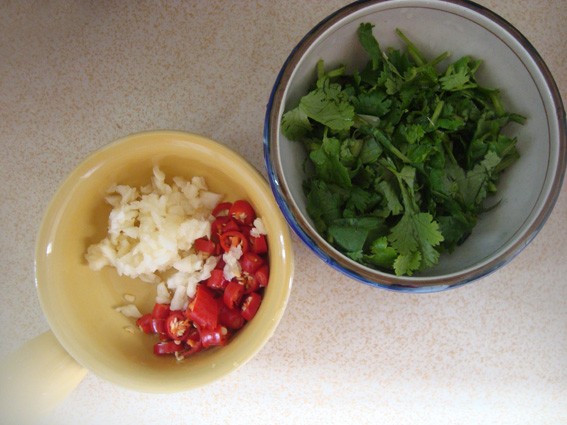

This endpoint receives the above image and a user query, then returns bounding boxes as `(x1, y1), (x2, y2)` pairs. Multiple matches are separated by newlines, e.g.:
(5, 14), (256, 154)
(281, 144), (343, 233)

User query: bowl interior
(268, 0), (565, 288)
(36, 131), (293, 392)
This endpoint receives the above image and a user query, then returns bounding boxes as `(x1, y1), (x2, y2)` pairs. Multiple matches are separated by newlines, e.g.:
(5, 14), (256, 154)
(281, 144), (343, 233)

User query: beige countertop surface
(1, 1), (565, 424)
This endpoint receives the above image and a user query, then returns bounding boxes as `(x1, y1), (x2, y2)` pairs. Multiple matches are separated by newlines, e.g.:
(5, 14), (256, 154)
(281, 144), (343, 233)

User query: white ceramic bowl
(264, 0), (566, 292)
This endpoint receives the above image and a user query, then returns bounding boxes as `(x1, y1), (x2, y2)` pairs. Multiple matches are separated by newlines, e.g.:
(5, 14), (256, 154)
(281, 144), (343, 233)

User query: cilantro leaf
(309, 137), (352, 188)
(388, 211), (443, 275)
(384, 163), (444, 275)
(305, 179), (343, 233)
(357, 23), (382, 70)
(327, 217), (385, 252)
(393, 252), (422, 276)
(344, 186), (378, 216)
(376, 179), (403, 216)
(440, 56), (481, 91)
(437, 214), (476, 252)
(299, 76), (355, 131)
(281, 106), (312, 140)
(400, 123), (425, 144)
(459, 150), (501, 208)
(359, 137), (382, 164)
(364, 236), (397, 269)
(353, 90), (392, 117)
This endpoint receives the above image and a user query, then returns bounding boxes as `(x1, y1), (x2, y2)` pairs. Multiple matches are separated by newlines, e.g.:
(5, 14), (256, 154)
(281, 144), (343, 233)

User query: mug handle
(0, 331), (87, 424)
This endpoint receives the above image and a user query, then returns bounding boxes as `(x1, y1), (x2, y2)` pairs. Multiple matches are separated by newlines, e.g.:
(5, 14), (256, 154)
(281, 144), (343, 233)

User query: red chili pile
(136, 200), (269, 359)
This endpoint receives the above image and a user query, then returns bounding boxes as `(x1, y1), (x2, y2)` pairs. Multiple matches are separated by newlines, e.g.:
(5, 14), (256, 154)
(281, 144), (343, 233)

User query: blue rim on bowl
(263, 0), (566, 293)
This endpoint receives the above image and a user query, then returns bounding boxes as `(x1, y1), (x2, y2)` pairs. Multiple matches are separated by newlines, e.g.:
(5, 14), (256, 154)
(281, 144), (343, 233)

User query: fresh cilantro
(384, 163), (444, 275)
(327, 217), (386, 252)
(376, 180), (403, 216)
(304, 180), (343, 233)
(281, 107), (312, 140)
(400, 124), (426, 144)
(364, 236), (398, 269)
(282, 23), (525, 276)
(357, 23), (383, 70)
(344, 186), (379, 216)
(281, 70), (355, 140)
(359, 137), (382, 164)
(459, 150), (501, 207)
(439, 56), (482, 91)
(309, 136), (352, 188)
(353, 90), (392, 117)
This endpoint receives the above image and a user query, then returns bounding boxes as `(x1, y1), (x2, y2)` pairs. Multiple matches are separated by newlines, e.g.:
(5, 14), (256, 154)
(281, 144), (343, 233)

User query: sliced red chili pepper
(212, 202), (232, 217)
(199, 325), (229, 348)
(239, 224), (252, 239)
(254, 264), (270, 288)
(250, 234), (268, 254)
(187, 285), (219, 329)
(137, 199), (269, 358)
(222, 219), (241, 233)
(136, 313), (153, 334)
(223, 280), (244, 309)
(241, 273), (259, 294)
(152, 303), (170, 320)
(185, 327), (200, 346)
(215, 257), (226, 270)
(229, 200), (256, 226)
(210, 217), (227, 241)
(151, 318), (167, 338)
(206, 268), (228, 290)
(165, 311), (191, 341)
(219, 230), (249, 254)
(211, 217), (241, 241)
(153, 340), (182, 356)
(240, 252), (264, 274)
(176, 338), (203, 358)
(219, 304), (245, 330)
(241, 292), (262, 321)
(194, 237), (216, 255)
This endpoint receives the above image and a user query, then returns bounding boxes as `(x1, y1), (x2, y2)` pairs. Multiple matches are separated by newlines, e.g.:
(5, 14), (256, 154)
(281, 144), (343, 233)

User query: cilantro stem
(509, 113), (527, 125)
(429, 51), (451, 67)
(327, 66), (347, 79)
(316, 59), (346, 80)
(488, 90), (505, 116)
(430, 100), (445, 127)
(316, 59), (326, 80)
(493, 149), (519, 173)
(395, 28), (425, 66)
(371, 128), (412, 164)
(441, 134), (459, 166)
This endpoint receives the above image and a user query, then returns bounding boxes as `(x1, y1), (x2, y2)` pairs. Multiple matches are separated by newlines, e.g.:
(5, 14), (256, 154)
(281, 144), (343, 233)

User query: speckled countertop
(1, 1), (566, 424)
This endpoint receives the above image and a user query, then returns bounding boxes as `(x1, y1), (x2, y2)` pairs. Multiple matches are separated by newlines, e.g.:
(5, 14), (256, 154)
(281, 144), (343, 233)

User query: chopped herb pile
(281, 23), (525, 276)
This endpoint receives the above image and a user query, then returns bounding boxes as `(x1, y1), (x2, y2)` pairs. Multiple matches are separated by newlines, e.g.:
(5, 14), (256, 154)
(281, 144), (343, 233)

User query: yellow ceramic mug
(0, 131), (294, 423)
